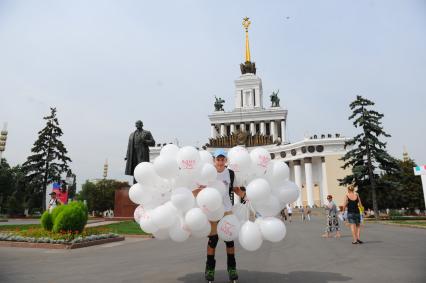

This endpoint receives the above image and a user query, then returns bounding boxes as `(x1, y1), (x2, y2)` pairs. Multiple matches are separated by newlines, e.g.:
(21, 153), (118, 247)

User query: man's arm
(144, 131), (156, 146)
(233, 186), (246, 199)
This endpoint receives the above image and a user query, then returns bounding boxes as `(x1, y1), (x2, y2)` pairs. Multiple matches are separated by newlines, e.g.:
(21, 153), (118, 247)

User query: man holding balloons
(193, 148), (246, 283)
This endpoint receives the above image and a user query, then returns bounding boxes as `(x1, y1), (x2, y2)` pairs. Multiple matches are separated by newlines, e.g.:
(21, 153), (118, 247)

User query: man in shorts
(193, 148), (246, 282)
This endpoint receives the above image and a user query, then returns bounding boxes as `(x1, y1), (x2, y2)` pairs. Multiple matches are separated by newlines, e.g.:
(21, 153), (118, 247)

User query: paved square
(0, 217), (425, 283)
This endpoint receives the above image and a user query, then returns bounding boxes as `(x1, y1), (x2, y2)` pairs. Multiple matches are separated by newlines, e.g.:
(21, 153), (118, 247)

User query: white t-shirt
(286, 204), (292, 214)
(216, 168), (233, 212)
(49, 198), (58, 212)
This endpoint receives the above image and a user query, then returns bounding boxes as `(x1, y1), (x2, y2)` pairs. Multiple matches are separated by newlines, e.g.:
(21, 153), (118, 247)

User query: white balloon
(171, 187), (195, 213)
(133, 205), (145, 223)
(206, 205), (225, 221)
(232, 203), (250, 223)
(185, 208), (209, 231)
(208, 180), (227, 196)
(134, 162), (160, 186)
(128, 183), (154, 205)
(176, 166), (201, 188)
(217, 214), (241, 241)
(191, 222), (211, 238)
(154, 155), (179, 179)
(228, 146), (252, 174)
(246, 178), (271, 203)
(250, 147), (271, 176)
(265, 160), (290, 186)
(199, 150), (214, 165)
(259, 217), (286, 242)
(196, 187), (222, 213)
(272, 181), (300, 204)
(239, 221), (263, 251)
(252, 195), (281, 217)
(139, 210), (159, 234)
(177, 146), (201, 172)
(151, 203), (178, 229)
(198, 163), (218, 186)
(169, 218), (191, 242)
(160, 144), (180, 159)
(152, 228), (169, 240)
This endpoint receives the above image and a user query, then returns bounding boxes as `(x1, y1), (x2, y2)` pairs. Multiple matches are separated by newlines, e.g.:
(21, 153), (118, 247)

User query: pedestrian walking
(342, 185), (363, 244)
(322, 195), (341, 238)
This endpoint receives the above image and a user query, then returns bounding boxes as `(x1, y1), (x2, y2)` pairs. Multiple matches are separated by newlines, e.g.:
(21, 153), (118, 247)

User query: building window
(255, 123), (260, 133)
(266, 123), (270, 135)
(240, 90), (243, 107)
(253, 88), (256, 106)
(280, 151), (286, 158)
(226, 125), (231, 136)
(291, 149), (297, 156)
(308, 146), (315, 153)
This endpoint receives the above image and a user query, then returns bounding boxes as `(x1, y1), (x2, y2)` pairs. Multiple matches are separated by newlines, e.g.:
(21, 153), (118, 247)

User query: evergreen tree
(22, 107), (72, 210)
(340, 96), (398, 219)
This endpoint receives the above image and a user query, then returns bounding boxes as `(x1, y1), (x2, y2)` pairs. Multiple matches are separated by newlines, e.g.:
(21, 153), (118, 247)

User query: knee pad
(225, 241), (234, 248)
(208, 235), (219, 249)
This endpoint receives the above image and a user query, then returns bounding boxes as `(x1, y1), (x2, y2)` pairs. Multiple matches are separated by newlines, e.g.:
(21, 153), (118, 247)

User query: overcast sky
(1, 0), (425, 189)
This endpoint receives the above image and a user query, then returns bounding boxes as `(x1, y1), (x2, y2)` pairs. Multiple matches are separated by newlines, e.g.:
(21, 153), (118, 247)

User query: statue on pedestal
(125, 120), (155, 182)
(214, 96), (225, 111)
(270, 90), (280, 107)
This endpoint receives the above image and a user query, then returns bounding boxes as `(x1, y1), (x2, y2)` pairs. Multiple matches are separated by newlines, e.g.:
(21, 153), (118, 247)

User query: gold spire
(242, 17), (251, 62)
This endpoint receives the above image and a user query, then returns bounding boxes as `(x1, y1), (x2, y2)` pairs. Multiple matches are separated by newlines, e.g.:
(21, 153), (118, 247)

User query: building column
(211, 124), (217, 138)
(281, 120), (286, 144)
(230, 123), (236, 135)
(304, 157), (314, 207)
(240, 123), (245, 132)
(270, 120), (277, 142)
(260, 121), (266, 135)
(250, 122), (255, 135)
(321, 157), (329, 206)
(293, 160), (303, 207)
(220, 124), (226, 136)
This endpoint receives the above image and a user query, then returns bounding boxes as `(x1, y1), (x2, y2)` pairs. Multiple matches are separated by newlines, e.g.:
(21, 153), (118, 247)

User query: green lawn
(101, 221), (148, 235)
(388, 220), (426, 227)
(0, 221), (148, 235)
(0, 224), (40, 231)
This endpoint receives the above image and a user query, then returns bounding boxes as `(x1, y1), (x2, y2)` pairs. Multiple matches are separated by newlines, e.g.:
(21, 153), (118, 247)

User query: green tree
(77, 179), (128, 214)
(380, 158), (424, 212)
(340, 96), (399, 219)
(0, 159), (31, 215)
(22, 107), (72, 211)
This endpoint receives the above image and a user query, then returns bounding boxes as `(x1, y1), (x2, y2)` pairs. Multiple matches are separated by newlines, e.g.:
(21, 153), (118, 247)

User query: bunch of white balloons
(130, 144), (300, 251)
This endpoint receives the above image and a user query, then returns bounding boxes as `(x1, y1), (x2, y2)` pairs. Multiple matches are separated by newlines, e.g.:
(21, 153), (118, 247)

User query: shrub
(51, 204), (67, 224)
(40, 211), (53, 231)
(52, 202), (88, 233)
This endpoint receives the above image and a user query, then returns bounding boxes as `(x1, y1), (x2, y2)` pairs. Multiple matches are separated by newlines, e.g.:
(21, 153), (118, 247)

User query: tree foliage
(76, 179), (128, 214)
(340, 96), (399, 218)
(22, 107), (72, 210)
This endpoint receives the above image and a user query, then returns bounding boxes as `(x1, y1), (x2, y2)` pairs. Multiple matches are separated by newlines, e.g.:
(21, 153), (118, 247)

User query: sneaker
(357, 239), (363, 244)
(228, 267), (238, 281)
(205, 265), (215, 282)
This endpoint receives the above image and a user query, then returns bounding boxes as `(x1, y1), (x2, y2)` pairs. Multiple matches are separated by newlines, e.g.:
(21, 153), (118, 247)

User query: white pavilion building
(151, 18), (351, 207)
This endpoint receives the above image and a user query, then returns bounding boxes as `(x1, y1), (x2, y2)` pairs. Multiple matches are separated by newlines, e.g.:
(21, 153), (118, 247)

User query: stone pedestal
(114, 186), (137, 218)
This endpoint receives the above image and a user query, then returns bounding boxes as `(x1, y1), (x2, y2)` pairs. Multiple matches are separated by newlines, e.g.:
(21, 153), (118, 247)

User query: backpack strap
(228, 169), (235, 205)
